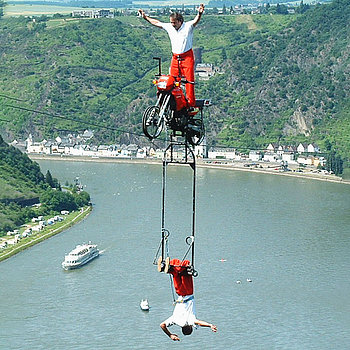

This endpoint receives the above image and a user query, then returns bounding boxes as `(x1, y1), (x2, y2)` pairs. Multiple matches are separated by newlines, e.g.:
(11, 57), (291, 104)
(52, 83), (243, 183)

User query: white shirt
(160, 20), (195, 54)
(163, 295), (197, 328)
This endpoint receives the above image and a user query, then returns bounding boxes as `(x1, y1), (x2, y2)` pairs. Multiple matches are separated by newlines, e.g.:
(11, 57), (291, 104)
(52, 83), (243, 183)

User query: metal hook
(185, 236), (194, 246)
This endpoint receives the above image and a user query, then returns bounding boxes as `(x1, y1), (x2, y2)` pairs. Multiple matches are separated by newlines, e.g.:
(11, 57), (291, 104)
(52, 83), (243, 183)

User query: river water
(1, 160), (349, 350)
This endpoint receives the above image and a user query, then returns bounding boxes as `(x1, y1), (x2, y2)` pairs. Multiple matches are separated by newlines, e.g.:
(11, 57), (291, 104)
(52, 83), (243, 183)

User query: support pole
(161, 158), (167, 262)
(191, 156), (196, 268)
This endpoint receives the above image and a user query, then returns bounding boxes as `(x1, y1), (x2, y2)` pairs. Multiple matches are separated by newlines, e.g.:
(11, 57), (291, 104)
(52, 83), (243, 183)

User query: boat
(62, 242), (99, 270)
(140, 299), (150, 311)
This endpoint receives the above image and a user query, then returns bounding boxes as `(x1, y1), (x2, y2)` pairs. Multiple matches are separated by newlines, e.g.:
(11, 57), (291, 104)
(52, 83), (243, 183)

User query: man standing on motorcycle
(138, 5), (205, 107)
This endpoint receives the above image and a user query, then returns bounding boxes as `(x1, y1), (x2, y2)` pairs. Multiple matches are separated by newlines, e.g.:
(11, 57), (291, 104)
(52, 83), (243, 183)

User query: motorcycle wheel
(186, 118), (205, 146)
(142, 106), (163, 140)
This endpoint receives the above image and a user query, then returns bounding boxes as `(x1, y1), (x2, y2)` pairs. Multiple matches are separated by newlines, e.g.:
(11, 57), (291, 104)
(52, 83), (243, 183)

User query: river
(0, 160), (349, 350)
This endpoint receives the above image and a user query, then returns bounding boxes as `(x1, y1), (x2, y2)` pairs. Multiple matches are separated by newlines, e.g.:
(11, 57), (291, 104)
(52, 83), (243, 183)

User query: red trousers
(169, 259), (194, 296)
(170, 49), (196, 107)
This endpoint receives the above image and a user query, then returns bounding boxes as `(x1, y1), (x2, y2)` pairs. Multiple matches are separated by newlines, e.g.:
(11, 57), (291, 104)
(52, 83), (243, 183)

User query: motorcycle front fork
(156, 93), (172, 123)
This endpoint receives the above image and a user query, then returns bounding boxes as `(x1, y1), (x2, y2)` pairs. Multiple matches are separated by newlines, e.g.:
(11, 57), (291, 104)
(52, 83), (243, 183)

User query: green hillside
(0, 135), (45, 201)
(201, 0), (350, 158)
(0, 135), (91, 234)
(0, 0), (349, 165)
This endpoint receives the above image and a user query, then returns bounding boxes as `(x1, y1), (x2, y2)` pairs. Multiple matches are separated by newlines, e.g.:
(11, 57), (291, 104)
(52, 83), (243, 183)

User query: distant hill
(199, 0), (350, 159)
(0, 135), (44, 203)
(0, 136), (91, 234)
(6, 0), (132, 8)
(0, 0), (349, 165)
(0, 135), (45, 232)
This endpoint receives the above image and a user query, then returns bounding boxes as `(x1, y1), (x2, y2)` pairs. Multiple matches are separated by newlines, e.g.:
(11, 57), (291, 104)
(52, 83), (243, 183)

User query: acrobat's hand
(138, 9), (145, 18)
(210, 324), (218, 332)
(170, 334), (180, 341)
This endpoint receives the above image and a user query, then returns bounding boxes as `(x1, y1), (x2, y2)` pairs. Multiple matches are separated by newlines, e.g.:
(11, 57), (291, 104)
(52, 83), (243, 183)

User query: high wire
(1, 92), (271, 153)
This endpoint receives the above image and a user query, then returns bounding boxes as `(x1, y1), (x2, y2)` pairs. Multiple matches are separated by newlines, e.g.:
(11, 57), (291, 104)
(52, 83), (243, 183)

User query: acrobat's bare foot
(164, 257), (170, 273)
(157, 257), (164, 272)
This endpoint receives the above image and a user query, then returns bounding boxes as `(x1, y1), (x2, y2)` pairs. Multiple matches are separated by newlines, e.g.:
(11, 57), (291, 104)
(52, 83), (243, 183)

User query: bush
(40, 190), (78, 213)
(73, 191), (91, 208)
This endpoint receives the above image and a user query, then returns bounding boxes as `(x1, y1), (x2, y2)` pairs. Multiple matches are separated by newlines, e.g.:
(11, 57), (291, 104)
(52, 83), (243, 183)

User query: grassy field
(4, 1), (209, 17)
(235, 14), (258, 31)
(4, 4), (86, 17)
(133, 1), (209, 7)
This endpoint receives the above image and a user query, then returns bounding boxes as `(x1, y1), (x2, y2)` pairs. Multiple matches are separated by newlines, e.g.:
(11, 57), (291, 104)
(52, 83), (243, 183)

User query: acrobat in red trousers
(170, 49), (196, 107)
(169, 259), (194, 296)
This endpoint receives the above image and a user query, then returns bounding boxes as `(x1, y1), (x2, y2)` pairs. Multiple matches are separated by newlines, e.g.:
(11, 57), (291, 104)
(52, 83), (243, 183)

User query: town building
(72, 9), (114, 18)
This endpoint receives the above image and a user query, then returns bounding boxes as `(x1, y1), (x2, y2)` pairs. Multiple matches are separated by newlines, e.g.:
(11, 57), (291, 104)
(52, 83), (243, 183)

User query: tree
(324, 139), (332, 151)
(296, 1), (310, 14)
(45, 170), (61, 189)
(45, 170), (54, 188)
(326, 151), (344, 176)
(276, 4), (288, 15)
(73, 191), (91, 207)
(221, 48), (227, 60)
(40, 190), (77, 213)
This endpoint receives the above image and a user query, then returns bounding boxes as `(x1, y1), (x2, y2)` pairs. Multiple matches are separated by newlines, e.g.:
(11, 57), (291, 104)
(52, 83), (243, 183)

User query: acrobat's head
(169, 12), (183, 30)
(181, 325), (193, 336)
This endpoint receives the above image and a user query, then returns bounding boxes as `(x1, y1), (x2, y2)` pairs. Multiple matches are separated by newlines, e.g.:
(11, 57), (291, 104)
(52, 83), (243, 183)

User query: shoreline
(29, 154), (349, 185)
(0, 206), (92, 263)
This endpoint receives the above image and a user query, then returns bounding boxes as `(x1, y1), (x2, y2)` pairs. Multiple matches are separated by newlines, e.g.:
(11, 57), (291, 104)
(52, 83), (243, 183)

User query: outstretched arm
(160, 322), (181, 341)
(195, 319), (218, 332)
(193, 4), (205, 27)
(138, 9), (163, 28)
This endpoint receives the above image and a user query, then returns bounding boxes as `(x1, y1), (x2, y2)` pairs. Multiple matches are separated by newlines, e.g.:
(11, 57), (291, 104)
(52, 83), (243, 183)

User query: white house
(307, 143), (320, 153)
(97, 145), (112, 157)
(208, 148), (238, 160)
(263, 152), (281, 162)
(249, 150), (262, 162)
(155, 149), (164, 159)
(136, 147), (147, 159)
(70, 144), (86, 156)
(72, 9), (114, 18)
(297, 143), (308, 153)
(195, 63), (215, 79)
(266, 143), (278, 152)
(281, 152), (297, 164)
(297, 155), (314, 165)
(297, 143), (320, 154)
(193, 137), (207, 158)
(27, 141), (45, 154)
(148, 148), (157, 158)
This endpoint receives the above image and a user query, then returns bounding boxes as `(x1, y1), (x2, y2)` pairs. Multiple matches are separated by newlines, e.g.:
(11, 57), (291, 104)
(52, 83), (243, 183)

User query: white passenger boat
(62, 242), (99, 270)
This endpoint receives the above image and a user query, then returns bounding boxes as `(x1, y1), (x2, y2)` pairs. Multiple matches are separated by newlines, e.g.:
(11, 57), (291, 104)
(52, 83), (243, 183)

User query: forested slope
(200, 0), (350, 159)
(0, 0), (349, 163)
(0, 135), (90, 234)
(0, 135), (44, 202)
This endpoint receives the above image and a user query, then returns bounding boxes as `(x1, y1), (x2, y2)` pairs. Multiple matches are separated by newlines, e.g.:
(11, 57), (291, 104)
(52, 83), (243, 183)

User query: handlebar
(181, 79), (195, 85)
(153, 57), (162, 76)
(153, 57), (195, 85)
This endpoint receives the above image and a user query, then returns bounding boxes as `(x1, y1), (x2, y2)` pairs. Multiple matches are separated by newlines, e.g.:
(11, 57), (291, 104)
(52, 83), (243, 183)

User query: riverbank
(29, 154), (350, 185)
(0, 206), (92, 263)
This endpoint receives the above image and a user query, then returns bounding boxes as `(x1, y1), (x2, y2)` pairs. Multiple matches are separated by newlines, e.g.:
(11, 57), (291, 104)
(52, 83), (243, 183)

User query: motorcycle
(142, 57), (211, 146)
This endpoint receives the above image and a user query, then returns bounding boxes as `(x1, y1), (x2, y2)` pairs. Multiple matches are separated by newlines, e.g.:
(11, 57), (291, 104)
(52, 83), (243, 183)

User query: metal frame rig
(157, 135), (199, 277)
